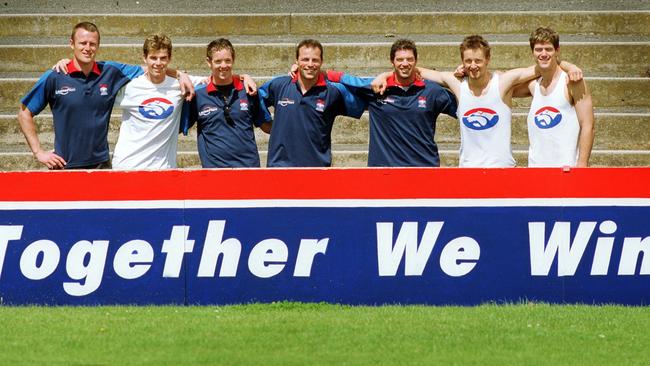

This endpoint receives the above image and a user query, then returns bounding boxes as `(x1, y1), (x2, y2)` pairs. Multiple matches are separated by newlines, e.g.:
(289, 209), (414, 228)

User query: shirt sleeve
(179, 99), (195, 135)
(330, 82), (367, 119)
(248, 93), (266, 127)
(258, 77), (280, 123)
(437, 87), (458, 118)
(104, 61), (144, 80)
(20, 70), (54, 116)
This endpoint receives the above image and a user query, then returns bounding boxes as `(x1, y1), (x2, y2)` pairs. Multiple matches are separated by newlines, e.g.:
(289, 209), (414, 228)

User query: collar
(206, 74), (243, 94)
(67, 60), (101, 76)
(386, 72), (425, 88)
(291, 72), (327, 87)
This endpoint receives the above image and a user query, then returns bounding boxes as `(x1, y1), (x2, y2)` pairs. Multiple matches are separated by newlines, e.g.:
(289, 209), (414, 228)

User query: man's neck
(73, 58), (94, 76)
(212, 75), (234, 86)
(393, 72), (416, 87)
(146, 71), (166, 84)
(467, 71), (491, 91)
(539, 64), (560, 87)
(298, 75), (318, 94)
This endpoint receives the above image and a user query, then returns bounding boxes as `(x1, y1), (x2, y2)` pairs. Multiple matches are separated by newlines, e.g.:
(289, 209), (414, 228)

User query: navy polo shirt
(331, 72), (457, 167)
(21, 60), (143, 168)
(258, 73), (364, 167)
(183, 77), (264, 168)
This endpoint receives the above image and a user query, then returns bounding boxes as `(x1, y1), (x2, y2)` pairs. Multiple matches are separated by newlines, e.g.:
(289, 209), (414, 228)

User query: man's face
(297, 46), (322, 81)
(532, 41), (558, 70)
(69, 29), (99, 65)
(207, 48), (234, 83)
(462, 48), (489, 80)
(144, 49), (171, 81)
(391, 49), (417, 81)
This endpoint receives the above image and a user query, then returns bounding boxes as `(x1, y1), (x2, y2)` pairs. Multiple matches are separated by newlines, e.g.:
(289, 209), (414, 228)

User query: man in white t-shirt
(112, 34), (203, 169)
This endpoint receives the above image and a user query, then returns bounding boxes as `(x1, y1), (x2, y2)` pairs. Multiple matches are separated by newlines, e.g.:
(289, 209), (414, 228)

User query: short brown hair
(71, 21), (100, 44)
(296, 39), (323, 60)
(529, 27), (560, 50)
(143, 33), (172, 58)
(460, 35), (490, 60)
(206, 38), (235, 60)
(390, 39), (417, 62)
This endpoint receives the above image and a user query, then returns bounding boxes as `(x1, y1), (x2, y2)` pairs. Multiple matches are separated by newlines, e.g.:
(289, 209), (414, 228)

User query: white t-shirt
(112, 75), (200, 170)
(457, 73), (515, 167)
(527, 71), (580, 167)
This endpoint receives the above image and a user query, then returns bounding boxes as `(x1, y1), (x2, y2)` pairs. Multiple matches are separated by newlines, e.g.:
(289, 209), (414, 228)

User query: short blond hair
(143, 33), (172, 58)
(529, 27), (560, 50)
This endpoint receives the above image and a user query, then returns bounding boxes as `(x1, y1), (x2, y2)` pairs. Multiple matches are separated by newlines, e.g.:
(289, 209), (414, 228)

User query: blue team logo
(240, 99), (249, 111)
(139, 97), (174, 120)
(534, 106), (562, 129)
(315, 99), (325, 112)
(462, 108), (499, 130)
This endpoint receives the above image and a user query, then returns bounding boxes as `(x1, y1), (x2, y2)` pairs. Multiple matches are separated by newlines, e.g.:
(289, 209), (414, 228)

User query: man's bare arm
(569, 79), (595, 167)
(18, 105), (66, 169)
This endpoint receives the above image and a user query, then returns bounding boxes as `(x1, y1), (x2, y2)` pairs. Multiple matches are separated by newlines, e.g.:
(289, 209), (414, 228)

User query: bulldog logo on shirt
(417, 96), (427, 108)
(240, 99), (249, 111)
(99, 84), (109, 96)
(462, 107), (499, 130)
(533, 106), (562, 129)
(315, 99), (325, 112)
(139, 97), (174, 120)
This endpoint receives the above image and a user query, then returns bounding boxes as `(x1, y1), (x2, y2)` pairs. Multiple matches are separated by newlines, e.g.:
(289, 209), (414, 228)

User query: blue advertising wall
(0, 168), (648, 305)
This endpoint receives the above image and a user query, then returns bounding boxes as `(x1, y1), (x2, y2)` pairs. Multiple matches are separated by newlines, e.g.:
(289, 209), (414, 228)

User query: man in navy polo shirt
(328, 39), (458, 167)
(18, 22), (191, 170)
(183, 38), (270, 168)
(258, 39), (364, 167)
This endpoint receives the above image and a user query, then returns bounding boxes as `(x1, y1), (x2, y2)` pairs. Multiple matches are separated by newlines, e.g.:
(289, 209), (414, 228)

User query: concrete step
(2, 112), (649, 151)
(2, 12), (649, 37)
(3, 77), (648, 113)
(3, 149), (649, 171)
(2, 0), (648, 14)
(2, 42), (649, 77)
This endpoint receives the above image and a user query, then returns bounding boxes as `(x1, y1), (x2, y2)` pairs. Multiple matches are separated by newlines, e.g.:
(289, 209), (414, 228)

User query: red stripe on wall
(0, 167), (648, 201)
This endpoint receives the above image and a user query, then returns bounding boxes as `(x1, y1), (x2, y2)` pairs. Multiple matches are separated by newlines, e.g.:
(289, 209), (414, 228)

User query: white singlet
(526, 71), (580, 167)
(112, 75), (188, 170)
(457, 73), (515, 167)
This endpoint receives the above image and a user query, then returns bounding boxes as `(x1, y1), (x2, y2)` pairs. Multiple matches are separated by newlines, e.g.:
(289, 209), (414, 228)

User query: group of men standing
(18, 22), (594, 170)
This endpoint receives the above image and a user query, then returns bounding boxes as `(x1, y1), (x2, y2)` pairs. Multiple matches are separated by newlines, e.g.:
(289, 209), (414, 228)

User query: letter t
(161, 226), (194, 278)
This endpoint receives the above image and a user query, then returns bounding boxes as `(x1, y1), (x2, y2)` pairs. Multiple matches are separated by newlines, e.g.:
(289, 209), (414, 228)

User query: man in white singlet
(373, 35), (582, 167)
(514, 27), (594, 167)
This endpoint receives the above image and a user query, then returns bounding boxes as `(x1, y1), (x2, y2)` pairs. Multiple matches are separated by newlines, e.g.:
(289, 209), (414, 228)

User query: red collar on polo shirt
(386, 72), (425, 88)
(66, 60), (101, 76)
(206, 74), (244, 93)
(291, 72), (327, 87)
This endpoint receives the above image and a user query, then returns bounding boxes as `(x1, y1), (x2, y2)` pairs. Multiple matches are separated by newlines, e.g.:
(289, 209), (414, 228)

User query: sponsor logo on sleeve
(55, 86), (77, 96)
(277, 98), (296, 107)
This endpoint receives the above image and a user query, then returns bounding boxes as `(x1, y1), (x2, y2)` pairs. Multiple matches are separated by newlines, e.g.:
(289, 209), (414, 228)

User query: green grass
(0, 302), (649, 365)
